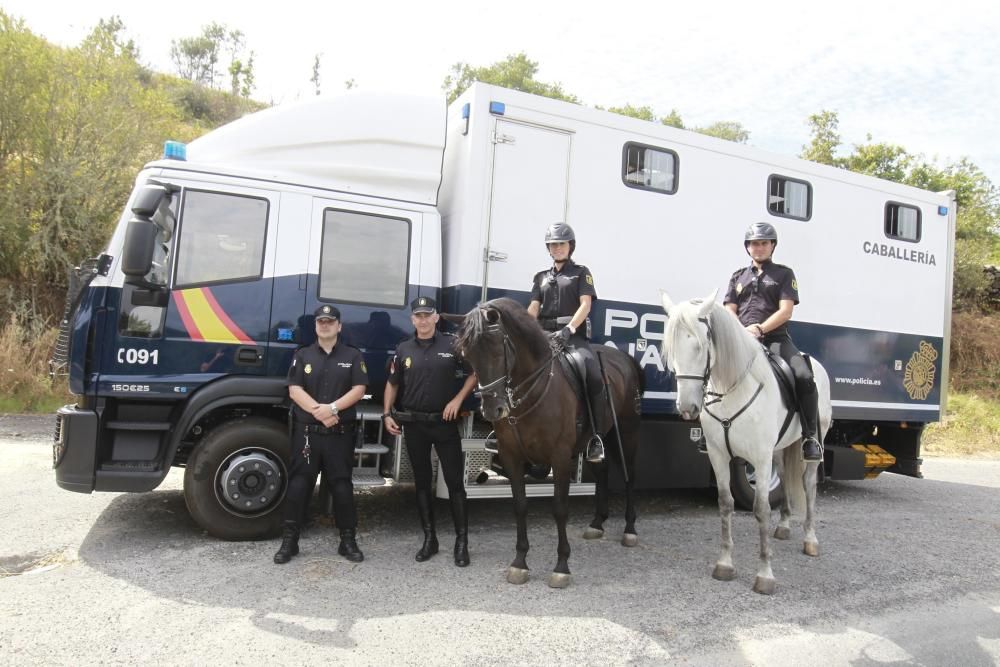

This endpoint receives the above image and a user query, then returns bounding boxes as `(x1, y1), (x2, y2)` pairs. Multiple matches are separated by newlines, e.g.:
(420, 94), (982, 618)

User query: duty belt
(539, 315), (573, 332)
(299, 422), (356, 435)
(392, 410), (443, 423)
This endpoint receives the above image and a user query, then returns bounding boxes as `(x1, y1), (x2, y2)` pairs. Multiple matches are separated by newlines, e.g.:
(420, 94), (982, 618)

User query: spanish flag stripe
(174, 288), (246, 344)
(199, 287), (254, 344)
(173, 291), (205, 341)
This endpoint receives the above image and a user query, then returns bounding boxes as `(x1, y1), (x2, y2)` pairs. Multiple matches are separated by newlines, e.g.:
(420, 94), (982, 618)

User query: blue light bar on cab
(489, 101), (506, 115)
(938, 206), (948, 216)
(163, 140), (187, 161)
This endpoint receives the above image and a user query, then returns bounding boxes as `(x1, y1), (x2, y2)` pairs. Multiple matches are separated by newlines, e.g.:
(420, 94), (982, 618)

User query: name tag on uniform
(337, 362), (353, 369)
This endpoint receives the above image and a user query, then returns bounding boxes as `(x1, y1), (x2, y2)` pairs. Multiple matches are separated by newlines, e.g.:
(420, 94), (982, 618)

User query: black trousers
(283, 423), (357, 529)
(764, 333), (816, 396)
(404, 421), (465, 498)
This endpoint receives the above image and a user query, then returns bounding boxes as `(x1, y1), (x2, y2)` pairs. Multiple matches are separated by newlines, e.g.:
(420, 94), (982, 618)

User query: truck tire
(730, 457), (785, 511)
(183, 418), (289, 540)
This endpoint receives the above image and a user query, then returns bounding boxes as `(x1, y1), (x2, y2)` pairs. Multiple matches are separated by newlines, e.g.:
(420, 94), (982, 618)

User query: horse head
(660, 289), (718, 421)
(445, 300), (524, 422)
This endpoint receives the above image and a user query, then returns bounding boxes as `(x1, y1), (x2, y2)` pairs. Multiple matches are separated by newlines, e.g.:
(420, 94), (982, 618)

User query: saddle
(762, 346), (814, 411)
(555, 347), (609, 436)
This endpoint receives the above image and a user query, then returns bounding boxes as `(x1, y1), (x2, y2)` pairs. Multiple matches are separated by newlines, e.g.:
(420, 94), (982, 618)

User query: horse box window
(885, 202), (921, 242)
(767, 175), (812, 221)
(622, 142), (678, 194)
(319, 209), (411, 307)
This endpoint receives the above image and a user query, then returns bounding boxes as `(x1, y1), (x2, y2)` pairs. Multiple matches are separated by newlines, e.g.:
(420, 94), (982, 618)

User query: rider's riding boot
(414, 489), (439, 562)
(586, 433), (606, 463)
(451, 492), (470, 567)
(584, 357), (608, 463)
(338, 528), (365, 563)
(273, 520), (300, 564)
(799, 384), (823, 462)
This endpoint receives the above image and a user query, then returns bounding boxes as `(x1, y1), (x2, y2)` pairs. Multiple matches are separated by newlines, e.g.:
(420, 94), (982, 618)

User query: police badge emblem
(405, 357), (412, 369)
(903, 341), (938, 400)
(304, 363), (312, 374)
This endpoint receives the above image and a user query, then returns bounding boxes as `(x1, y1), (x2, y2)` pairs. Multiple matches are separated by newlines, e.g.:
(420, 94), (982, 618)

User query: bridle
(672, 314), (763, 459)
(474, 313), (556, 426)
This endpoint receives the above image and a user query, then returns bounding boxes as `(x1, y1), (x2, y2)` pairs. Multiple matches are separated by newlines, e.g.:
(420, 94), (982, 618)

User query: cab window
(319, 209), (411, 307)
(118, 188), (179, 338)
(174, 190), (269, 287)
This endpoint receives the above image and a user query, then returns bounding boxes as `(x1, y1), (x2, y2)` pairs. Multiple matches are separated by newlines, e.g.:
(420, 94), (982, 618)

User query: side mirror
(121, 218), (158, 278)
(131, 185), (169, 218)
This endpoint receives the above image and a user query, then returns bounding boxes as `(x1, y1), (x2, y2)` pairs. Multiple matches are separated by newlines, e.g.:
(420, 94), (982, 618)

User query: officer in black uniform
(383, 297), (478, 567)
(723, 222), (823, 462)
(274, 304), (369, 564)
(528, 222), (607, 463)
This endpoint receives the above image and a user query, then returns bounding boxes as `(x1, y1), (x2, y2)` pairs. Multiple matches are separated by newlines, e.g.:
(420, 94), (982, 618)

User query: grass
(923, 390), (1000, 458)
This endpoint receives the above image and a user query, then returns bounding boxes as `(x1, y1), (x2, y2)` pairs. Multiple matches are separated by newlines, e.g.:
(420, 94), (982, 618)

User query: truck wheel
(183, 418), (289, 540)
(729, 457), (785, 511)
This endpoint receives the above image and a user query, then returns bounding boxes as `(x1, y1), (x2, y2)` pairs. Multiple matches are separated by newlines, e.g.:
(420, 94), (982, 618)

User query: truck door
(109, 184), (278, 389)
(483, 119), (572, 299)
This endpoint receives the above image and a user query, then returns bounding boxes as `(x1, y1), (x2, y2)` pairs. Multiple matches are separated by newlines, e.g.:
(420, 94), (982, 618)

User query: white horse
(660, 289), (832, 595)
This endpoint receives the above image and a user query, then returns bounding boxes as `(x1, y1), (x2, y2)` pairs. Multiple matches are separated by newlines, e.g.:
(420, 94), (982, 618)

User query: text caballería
(863, 241), (936, 266)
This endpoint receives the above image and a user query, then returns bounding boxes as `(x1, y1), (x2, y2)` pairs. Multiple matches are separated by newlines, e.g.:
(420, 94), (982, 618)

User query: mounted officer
(723, 222), (823, 462)
(527, 222), (608, 463)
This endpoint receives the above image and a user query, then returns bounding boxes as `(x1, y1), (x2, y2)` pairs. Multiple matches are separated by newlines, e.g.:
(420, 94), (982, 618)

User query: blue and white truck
(52, 83), (956, 539)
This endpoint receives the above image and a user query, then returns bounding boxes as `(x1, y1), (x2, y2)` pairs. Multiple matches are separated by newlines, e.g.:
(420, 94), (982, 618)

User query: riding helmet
(544, 222), (576, 255)
(744, 222), (778, 254)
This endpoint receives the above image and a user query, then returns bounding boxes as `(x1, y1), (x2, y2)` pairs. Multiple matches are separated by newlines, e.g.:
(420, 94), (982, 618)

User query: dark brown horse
(447, 298), (643, 588)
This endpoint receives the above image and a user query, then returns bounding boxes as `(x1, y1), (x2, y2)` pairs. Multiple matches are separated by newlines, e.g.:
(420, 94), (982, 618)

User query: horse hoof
(712, 564), (736, 581)
(753, 576), (777, 595)
(506, 567), (530, 585)
(774, 526), (791, 540)
(548, 572), (572, 589)
(621, 533), (638, 547)
(582, 527), (604, 540)
(803, 541), (820, 557)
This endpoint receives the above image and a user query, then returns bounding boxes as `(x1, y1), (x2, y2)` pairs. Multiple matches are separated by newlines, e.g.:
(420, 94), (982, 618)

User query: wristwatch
(329, 402), (339, 415)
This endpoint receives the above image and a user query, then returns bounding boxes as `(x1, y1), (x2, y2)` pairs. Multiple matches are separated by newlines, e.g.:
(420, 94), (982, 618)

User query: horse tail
(782, 445), (808, 521)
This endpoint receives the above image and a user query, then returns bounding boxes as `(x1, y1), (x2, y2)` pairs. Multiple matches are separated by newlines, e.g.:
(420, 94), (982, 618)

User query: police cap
(410, 296), (437, 314)
(314, 304), (341, 321)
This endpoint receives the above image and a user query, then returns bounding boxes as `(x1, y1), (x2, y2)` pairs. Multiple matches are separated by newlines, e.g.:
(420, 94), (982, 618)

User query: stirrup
(483, 430), (498, 454)
(802, 437), (823, 462)
(585, 435), (605, 463)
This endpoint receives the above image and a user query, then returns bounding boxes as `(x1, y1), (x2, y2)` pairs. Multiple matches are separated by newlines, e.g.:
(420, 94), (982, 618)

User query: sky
(6, 0), (1000, 186)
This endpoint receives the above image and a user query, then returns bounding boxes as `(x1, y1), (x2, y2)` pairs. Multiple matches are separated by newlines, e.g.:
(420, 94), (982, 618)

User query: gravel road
(1, 414), (998, 665)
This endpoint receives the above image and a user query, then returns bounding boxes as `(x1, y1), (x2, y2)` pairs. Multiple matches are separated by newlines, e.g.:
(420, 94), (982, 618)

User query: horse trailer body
(53, 84), (955, 536)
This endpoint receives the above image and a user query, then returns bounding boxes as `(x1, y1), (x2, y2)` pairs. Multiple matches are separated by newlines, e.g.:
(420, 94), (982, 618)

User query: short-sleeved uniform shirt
(724, 260), (799, 337)
(287, 341), (368, 424)
(388, 333), (470, 413)
(530, 259), (598, 325)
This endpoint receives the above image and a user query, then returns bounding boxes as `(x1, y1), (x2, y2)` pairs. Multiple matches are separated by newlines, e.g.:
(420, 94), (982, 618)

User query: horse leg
(621, 427), (638, 547)
(802, 461), (820, 557)
(751, 457), (776, 595)
(548, 461), (573, 588)
(506, 466), (531, 585)
(708, 450), (737, 582)
(773, 450), (792, 541)
(584, 459), (608, 540)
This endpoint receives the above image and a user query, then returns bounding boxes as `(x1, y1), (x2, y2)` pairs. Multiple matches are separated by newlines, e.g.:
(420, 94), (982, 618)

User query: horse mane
(456, 297), (551, 362)
(664, 299), (765, 389)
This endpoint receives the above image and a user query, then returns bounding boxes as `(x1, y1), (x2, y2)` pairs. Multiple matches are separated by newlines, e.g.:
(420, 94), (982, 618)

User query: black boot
(273, 520), (299, 564)
(586, 434), (606, 463)
(451, 492), (470, 567)
(414, 490), (439, 562)
(338, 528), (364, 562)
(584, 354), (608, 463)
(799, 386), (823, 462)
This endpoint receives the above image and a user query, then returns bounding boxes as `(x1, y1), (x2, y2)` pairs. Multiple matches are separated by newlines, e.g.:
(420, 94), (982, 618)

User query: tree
(660, 109), (685, 129)
(606, 104), (657, 122)
(800, 110), (842, 166)
(695, 121), (750, 143)
(442, 52), (578, 104)
(171, 23), (251, 92)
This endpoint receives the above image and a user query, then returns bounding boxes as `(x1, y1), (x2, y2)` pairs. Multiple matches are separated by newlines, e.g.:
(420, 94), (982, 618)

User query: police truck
(52, 83), (955, 539)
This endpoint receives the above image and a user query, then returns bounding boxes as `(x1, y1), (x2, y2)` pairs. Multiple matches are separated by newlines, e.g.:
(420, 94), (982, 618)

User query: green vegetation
(924, 391), (1000, 457)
